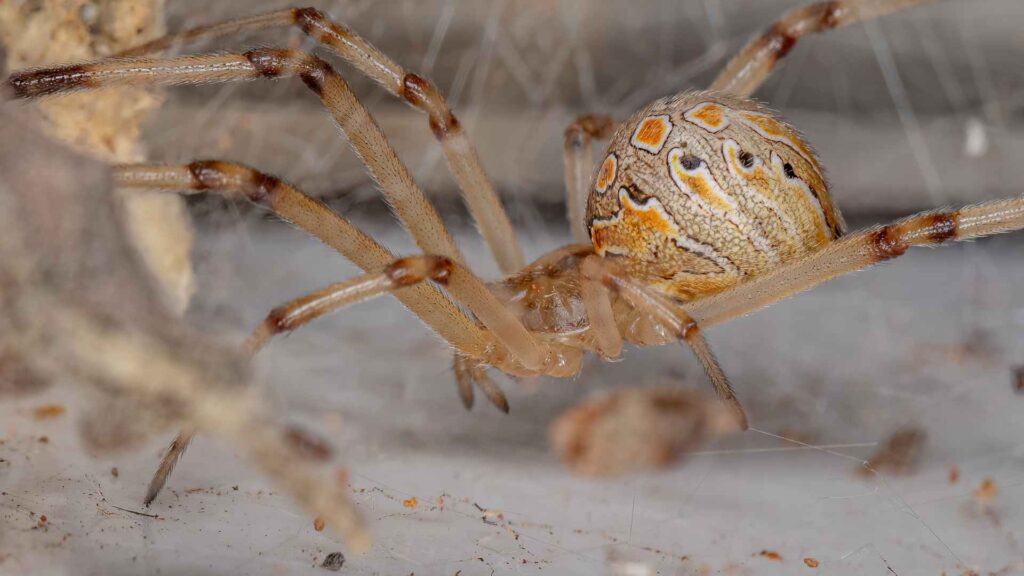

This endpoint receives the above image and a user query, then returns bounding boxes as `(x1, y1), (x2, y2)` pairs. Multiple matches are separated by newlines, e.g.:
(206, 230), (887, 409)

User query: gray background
(2, 1), (1023, 575)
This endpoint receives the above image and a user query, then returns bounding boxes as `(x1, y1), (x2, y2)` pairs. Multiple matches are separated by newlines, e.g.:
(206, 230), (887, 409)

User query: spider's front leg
(686, 199), (1024, 328)
(115, 6), (525, 274)
(580, 257), (750, 430)
(564, 115), (616, 243)
(710, 0), (940, 98)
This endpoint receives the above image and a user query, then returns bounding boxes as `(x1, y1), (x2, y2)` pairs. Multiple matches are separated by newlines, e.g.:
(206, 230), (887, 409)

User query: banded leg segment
(116, 6), (524, 274)
(246, 256), (546, 371)
(564, 115), (615, 244)
(112, 162), (493, 359)
(709, 0), (937, 98)
(584, 258), (748, 429)
(453, 356), (510, 413)
(10, 48), (464, 268)
(687, 198), (1024, 328)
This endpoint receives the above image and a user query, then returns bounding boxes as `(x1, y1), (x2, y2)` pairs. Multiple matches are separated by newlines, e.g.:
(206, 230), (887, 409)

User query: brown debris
(859, 427), (926, 477)
(1013, 366), (1024, 394)
(313, 517), (325, 532)
(758, 550), (782, 561)
(803, 557), (819, 568)
(975, 478), (997, 506)
(284, 426), (334, 462)
(948, 464), (960, 484)
(549, 388), (742, 476)
(321, 552), (345, 571)
(32, 403), (66, 420)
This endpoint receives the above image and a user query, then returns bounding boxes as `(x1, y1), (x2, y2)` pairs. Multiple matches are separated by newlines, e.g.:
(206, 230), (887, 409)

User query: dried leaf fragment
(859, 427), (926, 477)
(550, 387), (741, 476)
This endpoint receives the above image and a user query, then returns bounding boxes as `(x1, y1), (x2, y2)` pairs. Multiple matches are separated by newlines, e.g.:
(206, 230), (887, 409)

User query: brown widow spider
(8, 0), (1023, 507)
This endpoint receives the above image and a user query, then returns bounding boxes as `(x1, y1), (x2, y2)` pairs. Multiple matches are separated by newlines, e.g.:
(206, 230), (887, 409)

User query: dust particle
(1013, 366), (1024, 394)
(33, 404), (66, 420)
(402, 496), (418, 509)
(38, 436), (49, 444)
(313, 517), (325, 532)
(321, 551), (345, 571)
(859, 427), (926, 476)
(111, 467), (119, 478)
(803, 557), (819, 568)
(758, 550), (782, 561)
(948, 464), (959, 484)
(284, 426), (333, 461)
(975, 478), (997, 505)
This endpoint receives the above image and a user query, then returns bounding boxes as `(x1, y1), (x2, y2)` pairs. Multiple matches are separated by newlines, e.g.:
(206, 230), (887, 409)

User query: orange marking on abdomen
(668, 148), (737, 214)
(683, 102), (731, 133)
(595, 153), (617, 194)
(630, 115), (672, 154)
(590, 188), (735, 275)
(737, 112), (818, 167)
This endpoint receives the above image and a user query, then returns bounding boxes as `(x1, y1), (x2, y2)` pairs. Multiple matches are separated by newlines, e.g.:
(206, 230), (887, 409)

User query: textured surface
(144, 0), (1024, 209)
(2, 221), (1022, 575)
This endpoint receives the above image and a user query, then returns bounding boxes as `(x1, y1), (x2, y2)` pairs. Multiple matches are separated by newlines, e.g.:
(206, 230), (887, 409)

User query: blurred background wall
(149, 0), (1024, 222)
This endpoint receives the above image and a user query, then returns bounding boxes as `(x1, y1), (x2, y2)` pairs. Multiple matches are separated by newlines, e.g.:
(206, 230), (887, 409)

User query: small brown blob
(1013, 366), (1024, 394)
(402, 497), (418, 509)
(110, 467), (119, 479)
(313, 516), (325, 532)
(803, 557), (819, 568)
(948, 464), (960, 484)
(975, 478), (997, 505)
(284, 426), (333, 461)
(758, 550), (782, 561)
(859, 427), (926, 477)
(32, 404), (66, 420)
(550, 388), (742, 476)
(321, 551), (345, 571)
(38, 436), (49, 444)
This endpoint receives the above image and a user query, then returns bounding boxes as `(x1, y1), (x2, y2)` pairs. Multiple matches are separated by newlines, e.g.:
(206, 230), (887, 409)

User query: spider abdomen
(586, 91), (845, 300)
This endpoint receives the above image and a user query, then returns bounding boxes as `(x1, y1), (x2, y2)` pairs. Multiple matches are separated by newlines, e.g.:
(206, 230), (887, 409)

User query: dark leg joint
(386, 256), (454, 287)
(766, 24), (798, 61)
(925, 212), (959, 243)
(187, 161), (279, 205)
(264, 307), (294, 335)
(8, 64), (95, 98)
(812, 1), (843, 29)
(870, 225), (908, 260)
(293, 6), (327, 31)
(244, 48), (288, 77)
(679, 320), (700, 341)
(402, 73), (460, 139)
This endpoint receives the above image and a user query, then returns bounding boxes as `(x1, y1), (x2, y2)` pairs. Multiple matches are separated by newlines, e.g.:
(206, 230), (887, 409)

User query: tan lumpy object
(0, 0), (194, 314)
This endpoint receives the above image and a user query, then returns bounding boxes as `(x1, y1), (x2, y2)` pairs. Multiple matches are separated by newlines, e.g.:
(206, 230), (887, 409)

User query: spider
(8, 0), (1024, 507)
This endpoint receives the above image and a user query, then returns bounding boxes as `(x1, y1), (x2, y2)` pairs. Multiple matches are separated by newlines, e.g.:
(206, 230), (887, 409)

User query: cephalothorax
(9, 0), (1024, 513)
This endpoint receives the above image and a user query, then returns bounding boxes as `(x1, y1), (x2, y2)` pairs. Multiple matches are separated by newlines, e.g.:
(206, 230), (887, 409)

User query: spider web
(2, 1), (1022, 575)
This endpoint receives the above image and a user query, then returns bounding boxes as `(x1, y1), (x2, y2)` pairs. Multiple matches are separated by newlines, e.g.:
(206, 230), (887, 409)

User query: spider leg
(243, 255), (546, 372)
(686, 198), (1024, 328)
(115, 7), (524, 274)
(584, 258), (749, 430)
(10, 49), (465, 265)
(113, 162), (495, 358)
(564, 115), (616, 243)
(117, 163), (549, 374)
(144, 430), (193, 506)
(709, 0), (938, 98)
(580, 255), (624, 359)
(453, 355), (510, 413)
